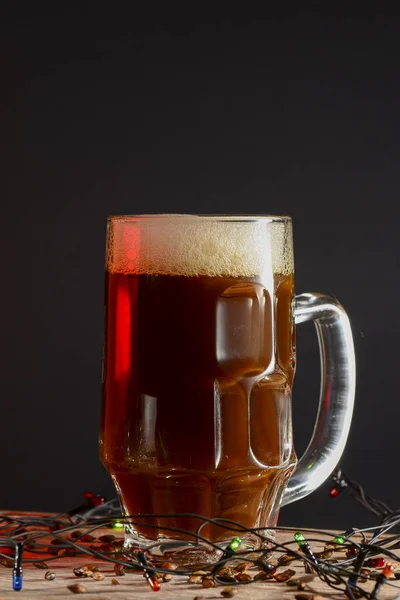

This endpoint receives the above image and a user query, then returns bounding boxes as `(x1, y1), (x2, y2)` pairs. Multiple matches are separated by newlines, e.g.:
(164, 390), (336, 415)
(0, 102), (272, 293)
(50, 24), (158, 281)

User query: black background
(1, 5), (399, 529)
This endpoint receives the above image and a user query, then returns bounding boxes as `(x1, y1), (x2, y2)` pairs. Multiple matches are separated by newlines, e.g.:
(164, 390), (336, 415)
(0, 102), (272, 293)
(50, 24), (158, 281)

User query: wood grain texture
(0, 513), (398, 599)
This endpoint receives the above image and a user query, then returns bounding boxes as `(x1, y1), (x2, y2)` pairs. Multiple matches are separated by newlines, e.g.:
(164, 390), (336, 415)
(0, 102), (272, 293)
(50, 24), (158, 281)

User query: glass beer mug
(100, 214), (355, 566)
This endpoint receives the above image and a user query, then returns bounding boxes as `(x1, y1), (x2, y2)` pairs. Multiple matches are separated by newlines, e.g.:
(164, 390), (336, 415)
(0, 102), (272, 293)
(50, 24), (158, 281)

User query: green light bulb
(294, 532), (305, 546)
(334, 535), (346, 545)
(113, 520), (124, 529)
(228, 537), (241, 552)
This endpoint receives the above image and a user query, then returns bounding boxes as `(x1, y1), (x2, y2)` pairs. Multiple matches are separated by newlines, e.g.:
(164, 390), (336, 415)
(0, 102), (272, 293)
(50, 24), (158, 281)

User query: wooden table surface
(0, 513), (399, 599)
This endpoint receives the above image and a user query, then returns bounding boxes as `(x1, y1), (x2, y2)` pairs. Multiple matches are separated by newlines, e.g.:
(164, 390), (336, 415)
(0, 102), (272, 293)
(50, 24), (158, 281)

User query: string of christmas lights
(330, 469), (395, 520)
(0, 470), (398, 596)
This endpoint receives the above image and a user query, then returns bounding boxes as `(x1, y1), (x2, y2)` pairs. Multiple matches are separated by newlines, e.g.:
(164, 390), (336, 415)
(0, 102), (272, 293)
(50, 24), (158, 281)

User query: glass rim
(107, 213), (292, 224)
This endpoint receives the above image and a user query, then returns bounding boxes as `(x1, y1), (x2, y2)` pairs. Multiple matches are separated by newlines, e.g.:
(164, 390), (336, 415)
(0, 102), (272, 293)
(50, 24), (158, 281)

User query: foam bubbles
(107, 215), (293, 277)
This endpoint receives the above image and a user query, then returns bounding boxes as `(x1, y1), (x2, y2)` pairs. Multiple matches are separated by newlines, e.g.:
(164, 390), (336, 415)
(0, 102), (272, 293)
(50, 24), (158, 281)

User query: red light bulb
(368, 558), (385, 569)
(92, 495), (105, 507)
(329, 488), (340, 498)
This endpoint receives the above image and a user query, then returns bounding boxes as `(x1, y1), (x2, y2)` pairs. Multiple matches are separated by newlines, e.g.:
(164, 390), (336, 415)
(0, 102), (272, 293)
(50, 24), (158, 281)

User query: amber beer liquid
(100, 216), (297, 547)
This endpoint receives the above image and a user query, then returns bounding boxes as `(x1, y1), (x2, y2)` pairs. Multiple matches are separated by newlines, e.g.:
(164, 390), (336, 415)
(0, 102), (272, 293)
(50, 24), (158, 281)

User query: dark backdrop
(1, 5), (399, 530)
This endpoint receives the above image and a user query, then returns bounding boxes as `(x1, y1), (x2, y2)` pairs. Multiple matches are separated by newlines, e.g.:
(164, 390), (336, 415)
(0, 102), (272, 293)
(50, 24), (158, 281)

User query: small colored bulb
(137, 551), (160, 592)
(83, 491), (95, 500)
(113, 520), (124, 529)
(368, 558), (385, 569)
(83, 491), (105, 507)
(144, 572), (161, 591)
(294, 532), (305, 546)
(91, 495), (105, 507)
(329, 487), (340, 498)
(334, 536), (346, 545)
(381, 564), (394, 579)
(13, 542), (23, 591)
(346, 547), (358, 558)
(228, 537), (241, 552)
(13, 574), (23, 591)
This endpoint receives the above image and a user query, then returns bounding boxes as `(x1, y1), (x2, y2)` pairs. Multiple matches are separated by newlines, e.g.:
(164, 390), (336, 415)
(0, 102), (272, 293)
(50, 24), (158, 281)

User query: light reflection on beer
(114, 283), (132, 381)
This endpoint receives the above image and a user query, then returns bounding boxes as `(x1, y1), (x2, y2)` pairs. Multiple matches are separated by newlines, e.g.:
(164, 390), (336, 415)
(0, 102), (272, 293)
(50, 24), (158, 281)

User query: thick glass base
(122, 527), (274, 570)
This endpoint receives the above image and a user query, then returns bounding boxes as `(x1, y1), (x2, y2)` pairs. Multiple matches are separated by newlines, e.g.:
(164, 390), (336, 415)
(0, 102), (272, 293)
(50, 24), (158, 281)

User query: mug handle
(281, 292), (356, 507)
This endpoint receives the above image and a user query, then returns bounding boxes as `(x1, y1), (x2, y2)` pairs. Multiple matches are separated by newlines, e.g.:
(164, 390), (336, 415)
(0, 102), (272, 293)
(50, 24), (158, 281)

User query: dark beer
(100, 265), (296, 543)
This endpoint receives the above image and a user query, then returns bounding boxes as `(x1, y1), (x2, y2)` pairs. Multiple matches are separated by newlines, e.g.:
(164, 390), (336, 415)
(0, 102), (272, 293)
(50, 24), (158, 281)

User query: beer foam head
(107, 215), (294, 277)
